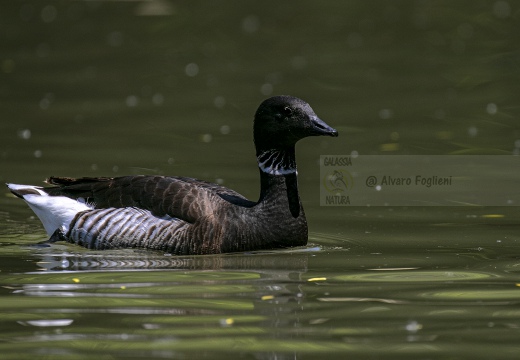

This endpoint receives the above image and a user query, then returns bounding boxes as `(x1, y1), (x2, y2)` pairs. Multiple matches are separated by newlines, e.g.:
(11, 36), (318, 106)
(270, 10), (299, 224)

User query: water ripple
(333, 270), (496, 282)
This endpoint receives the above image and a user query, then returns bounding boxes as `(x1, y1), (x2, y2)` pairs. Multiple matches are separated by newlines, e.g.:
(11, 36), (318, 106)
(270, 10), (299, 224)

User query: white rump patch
(7, 183), (93, 236)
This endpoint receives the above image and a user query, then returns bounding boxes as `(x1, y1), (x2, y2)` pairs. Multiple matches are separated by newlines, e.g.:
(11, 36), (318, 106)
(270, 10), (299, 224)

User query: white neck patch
(257, 150), (297, 175)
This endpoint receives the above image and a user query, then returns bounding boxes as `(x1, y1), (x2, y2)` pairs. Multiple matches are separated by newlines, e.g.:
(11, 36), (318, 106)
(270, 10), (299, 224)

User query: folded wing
(45, 175), (252, 224)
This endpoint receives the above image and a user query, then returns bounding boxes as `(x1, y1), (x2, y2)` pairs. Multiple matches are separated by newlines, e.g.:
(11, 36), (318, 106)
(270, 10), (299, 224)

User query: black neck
(258, 168), (301, 219)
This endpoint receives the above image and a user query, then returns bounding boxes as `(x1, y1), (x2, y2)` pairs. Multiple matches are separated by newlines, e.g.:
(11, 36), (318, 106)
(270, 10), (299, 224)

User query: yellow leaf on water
(481, 214), (505, 219)
(222, 318), (234, 325)
(379, 143), (399, 152)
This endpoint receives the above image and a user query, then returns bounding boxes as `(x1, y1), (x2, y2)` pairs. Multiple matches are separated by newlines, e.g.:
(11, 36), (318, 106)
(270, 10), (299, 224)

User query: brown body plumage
(7, 96), (338, 254)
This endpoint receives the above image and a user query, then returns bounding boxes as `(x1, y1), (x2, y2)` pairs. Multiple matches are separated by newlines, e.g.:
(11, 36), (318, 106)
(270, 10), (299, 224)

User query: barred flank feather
(68, 207), (189, 253)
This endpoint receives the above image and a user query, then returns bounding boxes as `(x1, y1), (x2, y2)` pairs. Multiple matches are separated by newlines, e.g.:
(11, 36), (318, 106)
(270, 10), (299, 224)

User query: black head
(253, 95), (338, 152)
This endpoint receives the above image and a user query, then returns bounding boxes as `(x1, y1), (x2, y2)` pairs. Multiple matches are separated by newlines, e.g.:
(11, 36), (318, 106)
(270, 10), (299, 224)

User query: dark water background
(1, 1), (519, 359)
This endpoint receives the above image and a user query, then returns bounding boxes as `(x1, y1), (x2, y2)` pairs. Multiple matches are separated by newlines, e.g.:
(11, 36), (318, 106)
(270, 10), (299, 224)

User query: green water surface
(1, 1), (519, 359)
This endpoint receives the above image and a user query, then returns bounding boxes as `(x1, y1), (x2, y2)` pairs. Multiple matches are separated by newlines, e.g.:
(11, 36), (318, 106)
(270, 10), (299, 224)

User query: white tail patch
(7, 183), (93, 236)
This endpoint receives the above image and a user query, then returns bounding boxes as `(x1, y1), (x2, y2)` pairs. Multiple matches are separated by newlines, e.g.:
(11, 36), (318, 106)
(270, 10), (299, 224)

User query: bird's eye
(276, 106), (292, 119)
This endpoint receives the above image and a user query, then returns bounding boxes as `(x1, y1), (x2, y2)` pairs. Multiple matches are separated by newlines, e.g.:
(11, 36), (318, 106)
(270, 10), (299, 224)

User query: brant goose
(7, 96), (338, 255)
